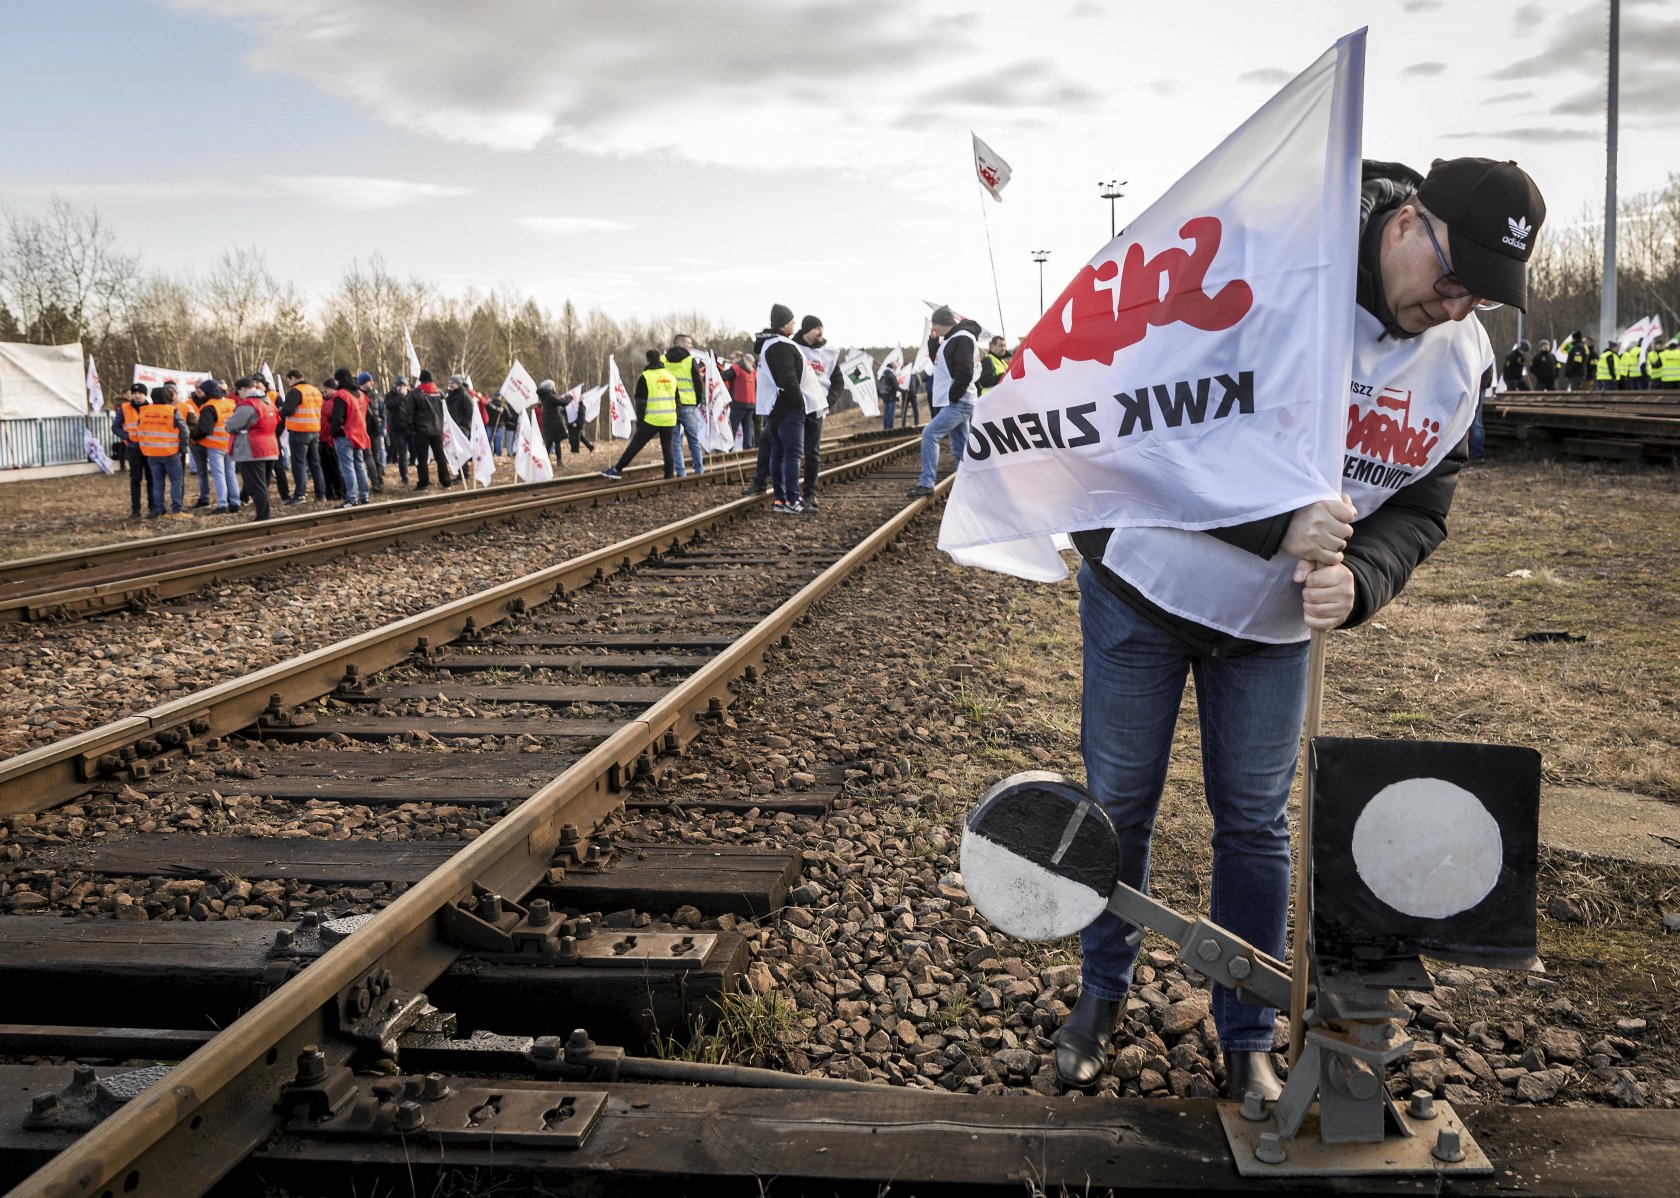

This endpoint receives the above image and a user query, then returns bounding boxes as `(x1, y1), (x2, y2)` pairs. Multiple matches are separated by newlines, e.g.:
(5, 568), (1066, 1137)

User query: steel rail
(0, 434), (904, 621)
(11, 464), (951, 1198)
(0, 439), (917, 816)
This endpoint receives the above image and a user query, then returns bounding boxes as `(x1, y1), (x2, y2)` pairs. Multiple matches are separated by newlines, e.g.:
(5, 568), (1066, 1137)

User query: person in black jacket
(445, 375), (475, 434)
(1053, 156), (1545, 1103)
(1530, 340), (1558, 390)
(536, 380), (569, 466)
(741, 304), (807, 510)
(1502, 340), (1529, 392)
(385, 378), (413, 485)
(877, 363), (900, 429)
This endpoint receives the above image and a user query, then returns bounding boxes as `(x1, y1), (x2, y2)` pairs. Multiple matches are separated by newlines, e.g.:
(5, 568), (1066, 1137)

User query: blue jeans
(882, 399), (897, 430)
(334, 440), (369, 504)
(189, 443), (210, 502)
(730, 404), (755, 450)
(147, 454), (184, 514)
(673, 404), (705, 476)
(1077, 565), (1307, 1051)
(918, 400), (971, 487)
(491, 425), (509, 456)
(205, 446), (240, 509)
(1468, 395), (1485, 461)
(290, 433), (325, 498)
(766, 406), (803, 502)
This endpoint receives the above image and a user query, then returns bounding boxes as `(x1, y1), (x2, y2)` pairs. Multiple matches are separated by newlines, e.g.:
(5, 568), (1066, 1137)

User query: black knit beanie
(769, 303), (794, 329)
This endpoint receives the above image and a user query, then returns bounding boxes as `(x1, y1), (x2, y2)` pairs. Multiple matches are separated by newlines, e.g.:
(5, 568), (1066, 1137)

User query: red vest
(238, 396), (281, 459)
(339, 388), (371, 449)
(728, 365), (757, 407)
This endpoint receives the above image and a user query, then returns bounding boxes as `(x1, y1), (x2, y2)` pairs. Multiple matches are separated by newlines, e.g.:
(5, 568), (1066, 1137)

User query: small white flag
(83, 428), (116, 473)
(607, 355), (635, 438)
(564, 384), (583, 425)
(799, 344), (838, 416)
(972, 132), (1013, 202)
(86, 356), (104, 412)
(581, 384), (607, 422)
(513, 406), (554, 482)
(258, 362), (277, 396)
(468, 399), (497, 486)
(840, 349), (880, 418)
(499, 358), (540, 413)
(693, 349), (735, 450)
(403, 323), (422, 380)
(910, 318), (934, 377)
(440, 410), (473, 475)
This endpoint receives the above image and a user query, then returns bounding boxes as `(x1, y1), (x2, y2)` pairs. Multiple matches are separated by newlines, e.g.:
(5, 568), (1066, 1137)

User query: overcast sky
(5, 0), (1675, 347)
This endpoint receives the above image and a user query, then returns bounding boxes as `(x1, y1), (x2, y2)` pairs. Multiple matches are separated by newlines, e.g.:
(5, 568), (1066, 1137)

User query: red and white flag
(403, 323), (422, 380)
(499, 358), (539, 414)
(513, 405), (553, 482)
(440, 410), (473, 476)
(581, 384), (606, 422)
(939, 30), (1366, 584)
(606, 355), (634, 438)
(85, 355), (103, 412)
(972, 133), (1012, 202)
(693, 349), (735, 450)
(467, 401), (496, 487)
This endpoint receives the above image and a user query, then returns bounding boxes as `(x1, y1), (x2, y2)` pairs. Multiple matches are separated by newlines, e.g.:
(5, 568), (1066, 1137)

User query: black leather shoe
(1054, 992), (1124, 1088)
(1226, 1050), (1285, 1102)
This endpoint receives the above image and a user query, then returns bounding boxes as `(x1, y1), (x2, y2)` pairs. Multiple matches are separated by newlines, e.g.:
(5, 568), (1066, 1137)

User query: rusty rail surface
(0, 432), (905, 621)
(7, 443), (945, 1198)
(1484, 389), (1680, 460)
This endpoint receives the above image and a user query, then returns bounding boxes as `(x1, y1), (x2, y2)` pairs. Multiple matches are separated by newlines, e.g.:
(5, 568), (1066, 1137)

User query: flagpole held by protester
(972, 132), (1011, 343)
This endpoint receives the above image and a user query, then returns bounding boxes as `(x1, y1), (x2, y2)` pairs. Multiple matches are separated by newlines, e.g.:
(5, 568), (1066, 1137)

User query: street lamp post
(1098, 178), (1127, 240)
(1031, 249), (1051, 313)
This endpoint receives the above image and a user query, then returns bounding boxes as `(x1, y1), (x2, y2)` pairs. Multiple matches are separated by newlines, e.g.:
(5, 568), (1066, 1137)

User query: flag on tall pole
(403, 323), (422, 380)
(939, 29), (1367, 587)
(581, 384), (607, 421)
(498, 358), (539, 414)
(513, 406), (554, 482)
(606, 355), (634, 438)
(467, 399), (496, 487)
(85, 356), (103, 412)
(972, 133), (1013, 201)
(693, 349), (734, 450)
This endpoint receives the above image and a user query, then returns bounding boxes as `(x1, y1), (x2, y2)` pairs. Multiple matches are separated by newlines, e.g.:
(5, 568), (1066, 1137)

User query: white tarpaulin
(0, 342), (86, 419)
(939, 29), (1366, 584)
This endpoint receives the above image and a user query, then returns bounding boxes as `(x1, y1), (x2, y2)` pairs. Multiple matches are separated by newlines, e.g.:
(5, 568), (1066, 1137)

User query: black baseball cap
(1416, 157), (1545, 311)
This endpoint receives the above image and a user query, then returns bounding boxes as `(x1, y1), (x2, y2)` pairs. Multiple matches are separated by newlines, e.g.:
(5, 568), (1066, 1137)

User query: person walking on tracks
(752, 305), (812, 513)
(537, 379), (570, 467)
(1056, 156), (1544, 1103)
(281, 370), (328, 504)
(664, 333), (708, 478)
(224, 376), (282, 521)
(908, 305), (978, 498)
(328, 368), (372, 507)
(600, 350), (679, 479)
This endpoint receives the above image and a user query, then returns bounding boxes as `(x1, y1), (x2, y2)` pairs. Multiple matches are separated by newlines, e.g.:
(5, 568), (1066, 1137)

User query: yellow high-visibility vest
(640, 368), (678, 426)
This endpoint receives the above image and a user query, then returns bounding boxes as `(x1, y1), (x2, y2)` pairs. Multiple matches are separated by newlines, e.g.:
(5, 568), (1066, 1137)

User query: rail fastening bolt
(1255, 1131), (1286, 1164)
(1240, 1089), (1268, 1122)
(1432, 1128), (1465, 1163)
(295, 1046), (327, 1085)
(531, 1036), (562, 1062)
(422, 1073), (450, 1100)
(71, 1064), (97, 1091)
(30, 1093), (58, 1116)
(477, 892), (503, 921)
(527, 898), (552, 926)
(1409, 1090), (1437, 1120)
(1197, 938), (1221, 963)
(395, 1101), (425, 1132)
(1228, 955), (1252, 980)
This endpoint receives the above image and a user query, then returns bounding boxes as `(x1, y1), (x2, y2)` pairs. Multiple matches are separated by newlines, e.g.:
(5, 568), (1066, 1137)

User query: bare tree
(0, 197), (139, 345)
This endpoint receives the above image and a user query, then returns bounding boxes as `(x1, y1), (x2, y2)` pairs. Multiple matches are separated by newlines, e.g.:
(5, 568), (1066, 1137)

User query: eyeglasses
(1419, 216), (1503, 312)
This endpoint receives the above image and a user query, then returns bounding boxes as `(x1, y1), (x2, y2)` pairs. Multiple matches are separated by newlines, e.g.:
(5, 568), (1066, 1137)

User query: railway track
(1483, 389), (1680, 462)
(0, 436), (1675, 1196)
(0, 431), (902, 622)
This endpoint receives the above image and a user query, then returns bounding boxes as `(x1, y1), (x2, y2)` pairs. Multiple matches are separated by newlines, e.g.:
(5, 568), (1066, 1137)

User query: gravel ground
(1, 447), (1672, 1118)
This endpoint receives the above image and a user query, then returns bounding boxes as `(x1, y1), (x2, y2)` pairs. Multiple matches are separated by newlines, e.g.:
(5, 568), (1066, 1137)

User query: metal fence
(0, 416), (96, 470)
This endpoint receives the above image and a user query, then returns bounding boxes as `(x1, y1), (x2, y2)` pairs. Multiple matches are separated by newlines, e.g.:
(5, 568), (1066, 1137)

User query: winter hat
(538, 379), (556, 390)
(393, 376), (408, 386)
(199, 379), (225, 399)
(800, 314), (824, 335)
(128, 382), (148, 395)
(448, 373), (466, 387)
(769, 303), (794, 329)
(418, 369), (434, 384)
(355, 371), (373, 387)
(333, 367), (354, 387)
(150, 385), (175, 403)
(929, 305), (956, 327)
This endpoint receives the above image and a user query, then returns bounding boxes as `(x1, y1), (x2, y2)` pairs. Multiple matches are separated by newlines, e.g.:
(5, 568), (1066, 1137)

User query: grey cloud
(1238, 67), (1293, 86)
(1486, 90), (1536, 104)
(1442, 126), (1597, 144)
(1491, 0), (1680, 81)
(915, 60), (1103, 109)
(1067, 0), (1102, 16)
(1399, 0), (1444, 11)
(1552, 66), (1678, 120)
(1512, 2), (1545, 26)
(1401, 61), (1448, 77)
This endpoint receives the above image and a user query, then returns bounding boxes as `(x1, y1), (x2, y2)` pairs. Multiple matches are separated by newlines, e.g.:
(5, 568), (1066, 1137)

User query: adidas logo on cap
(1503, 215), (1531, 250)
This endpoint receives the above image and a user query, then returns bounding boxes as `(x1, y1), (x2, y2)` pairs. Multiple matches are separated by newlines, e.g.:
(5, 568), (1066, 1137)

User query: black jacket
(753, 329), (805, 416)
(1502, 349), (1529, 391)
(412, 384), (445, 436)
(1074, 158), (1472, 655)
(1530, 352), (1557, 389)
(536, 385), (569, 440)
(445, 386), (474, 431)
(876, 368), (900, 400)
(386, 387), (413, 434)
(939, 320), (981, 402)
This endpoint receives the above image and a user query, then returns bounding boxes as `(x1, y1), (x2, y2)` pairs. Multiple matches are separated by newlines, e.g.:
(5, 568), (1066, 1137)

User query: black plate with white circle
(959, 771), (1119, 941)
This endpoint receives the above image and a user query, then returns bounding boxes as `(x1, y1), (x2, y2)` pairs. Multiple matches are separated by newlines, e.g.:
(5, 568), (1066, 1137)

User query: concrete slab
(1540, 784), (1680, 864)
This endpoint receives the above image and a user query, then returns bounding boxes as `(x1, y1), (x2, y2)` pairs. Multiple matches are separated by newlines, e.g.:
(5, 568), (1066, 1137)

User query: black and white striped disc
(959, 771), (1119, 941)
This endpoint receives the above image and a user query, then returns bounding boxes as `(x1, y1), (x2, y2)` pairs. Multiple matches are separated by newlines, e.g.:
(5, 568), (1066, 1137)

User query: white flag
(564, 384), (583, 425)
(86, 356), (104, 412)
(925, 299), (1000, 345)
(1618, 316), (1651, 351)
(840, 349), (880, 418)
(799, 344), (838, 415)
(939, 30), (1366, 585)
(499, 358), (540, 414)
(258, 361), (277, 397)
(693, 349), (734, 450)
(581, 384), (606, 421)
(468, 399), (496, 486)
(403, 323), (422, 380)
(83, 427), (116, 473)
(606, 355), (634, 438)
(440, 410), (473, 475)
(972, 132), (1012, 202)
(880, 347), (904, 377)
(910, 318), (934, 377)
(513, 405), (554, 482)
(1640, 314), (1663, 351)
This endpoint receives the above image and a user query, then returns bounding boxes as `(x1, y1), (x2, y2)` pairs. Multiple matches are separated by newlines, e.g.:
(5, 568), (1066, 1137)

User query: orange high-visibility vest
(201, 396), (236, 453)
(120, 401), (143, 442)
(136, 404), (181, 457)
(287, 383), (323, 433)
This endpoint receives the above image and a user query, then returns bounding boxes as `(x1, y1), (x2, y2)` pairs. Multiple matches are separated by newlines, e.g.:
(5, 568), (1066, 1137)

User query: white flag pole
(972, 135), (1008, 343)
